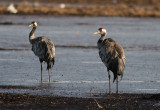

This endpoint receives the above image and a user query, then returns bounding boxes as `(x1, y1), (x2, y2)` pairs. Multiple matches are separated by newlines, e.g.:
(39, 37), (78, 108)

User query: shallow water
(0, 15), (160, 97)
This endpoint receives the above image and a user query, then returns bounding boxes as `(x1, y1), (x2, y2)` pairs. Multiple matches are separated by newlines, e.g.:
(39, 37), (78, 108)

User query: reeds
(0, 1), (160, 17)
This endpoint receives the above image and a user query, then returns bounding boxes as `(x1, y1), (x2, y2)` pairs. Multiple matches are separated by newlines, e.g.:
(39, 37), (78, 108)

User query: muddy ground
(0, 93), (160, 110)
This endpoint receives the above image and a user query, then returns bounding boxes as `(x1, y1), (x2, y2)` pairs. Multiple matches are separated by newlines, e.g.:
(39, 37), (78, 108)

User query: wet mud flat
(0, 93), (160, 110)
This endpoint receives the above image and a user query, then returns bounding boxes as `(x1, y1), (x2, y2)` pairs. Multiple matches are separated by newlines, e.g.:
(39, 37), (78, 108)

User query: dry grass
(1, 3), (160, 17)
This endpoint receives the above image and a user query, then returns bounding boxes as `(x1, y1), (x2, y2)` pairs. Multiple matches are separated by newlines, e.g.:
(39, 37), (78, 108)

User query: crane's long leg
(116, 76), (118, 94)
(41, 62), (43, 82)
(48, 69), (50, 83)
(108, 71), (111, 94)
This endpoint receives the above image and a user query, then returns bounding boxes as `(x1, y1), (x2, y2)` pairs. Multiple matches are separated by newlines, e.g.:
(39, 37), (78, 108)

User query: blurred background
(0, 0), (160, 17)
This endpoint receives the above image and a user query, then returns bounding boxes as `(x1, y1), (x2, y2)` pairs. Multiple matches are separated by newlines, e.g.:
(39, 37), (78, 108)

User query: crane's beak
(28, 24), (33, 27)
(93, 30), (100, 36)
(93, 32), (98, 35)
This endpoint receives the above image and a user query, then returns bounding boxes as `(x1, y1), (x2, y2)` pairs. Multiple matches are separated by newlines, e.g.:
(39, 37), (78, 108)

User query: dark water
(0, 15), (160, 97)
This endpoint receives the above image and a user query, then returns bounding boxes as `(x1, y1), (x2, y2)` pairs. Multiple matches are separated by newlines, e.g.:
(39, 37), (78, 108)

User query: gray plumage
(29, 21), (55, 82)
(94, 28), (125, 94)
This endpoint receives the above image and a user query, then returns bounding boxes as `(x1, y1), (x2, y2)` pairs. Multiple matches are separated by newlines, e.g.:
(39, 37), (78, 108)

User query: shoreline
(1, 0), (160, 6)
(0, 93), (160, 109)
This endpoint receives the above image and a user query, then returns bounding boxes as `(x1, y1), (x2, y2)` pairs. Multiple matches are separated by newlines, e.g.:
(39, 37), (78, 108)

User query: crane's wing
(103, 38), (118, 59)
(44, 38), (55, 60)
(32, 37), (55, 60)
(100, 38), (125, 67)
(102, 38), (125, 81)
(114, 42), (125, 65)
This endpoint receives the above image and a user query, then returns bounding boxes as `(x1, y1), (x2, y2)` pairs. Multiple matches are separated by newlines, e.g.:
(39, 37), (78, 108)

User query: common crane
(93, 28), (125, 94)
(29, 21), (55, 82)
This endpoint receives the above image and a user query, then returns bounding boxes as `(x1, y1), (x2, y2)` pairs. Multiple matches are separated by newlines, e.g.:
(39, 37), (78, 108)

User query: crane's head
(93, 28), (107, 35)
(29, 21), (37, 27)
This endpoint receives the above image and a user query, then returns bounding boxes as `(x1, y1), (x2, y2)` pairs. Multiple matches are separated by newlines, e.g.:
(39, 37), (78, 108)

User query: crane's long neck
(97, 33), (106, 47)
(29, 27), (36, 44)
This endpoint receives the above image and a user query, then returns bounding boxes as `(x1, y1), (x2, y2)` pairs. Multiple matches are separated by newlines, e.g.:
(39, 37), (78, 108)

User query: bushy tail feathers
(47, 58), (55, 70)
(46, 46), (55, 70)
(113, 58), (125, 83)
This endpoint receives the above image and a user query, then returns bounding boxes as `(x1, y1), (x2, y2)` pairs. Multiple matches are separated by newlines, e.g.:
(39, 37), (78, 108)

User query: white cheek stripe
(102, 28), (107, 33)
(34, 22), (37, 26)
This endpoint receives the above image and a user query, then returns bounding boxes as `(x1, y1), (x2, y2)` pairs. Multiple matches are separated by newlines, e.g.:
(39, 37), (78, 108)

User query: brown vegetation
(1, 3), (160, 17)
(0, 0), (160, 17)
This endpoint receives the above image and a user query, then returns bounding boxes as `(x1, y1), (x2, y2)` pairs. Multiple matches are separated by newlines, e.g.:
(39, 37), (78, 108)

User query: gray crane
(93, 28), (125, 94)
(29, 21), (55, 82)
